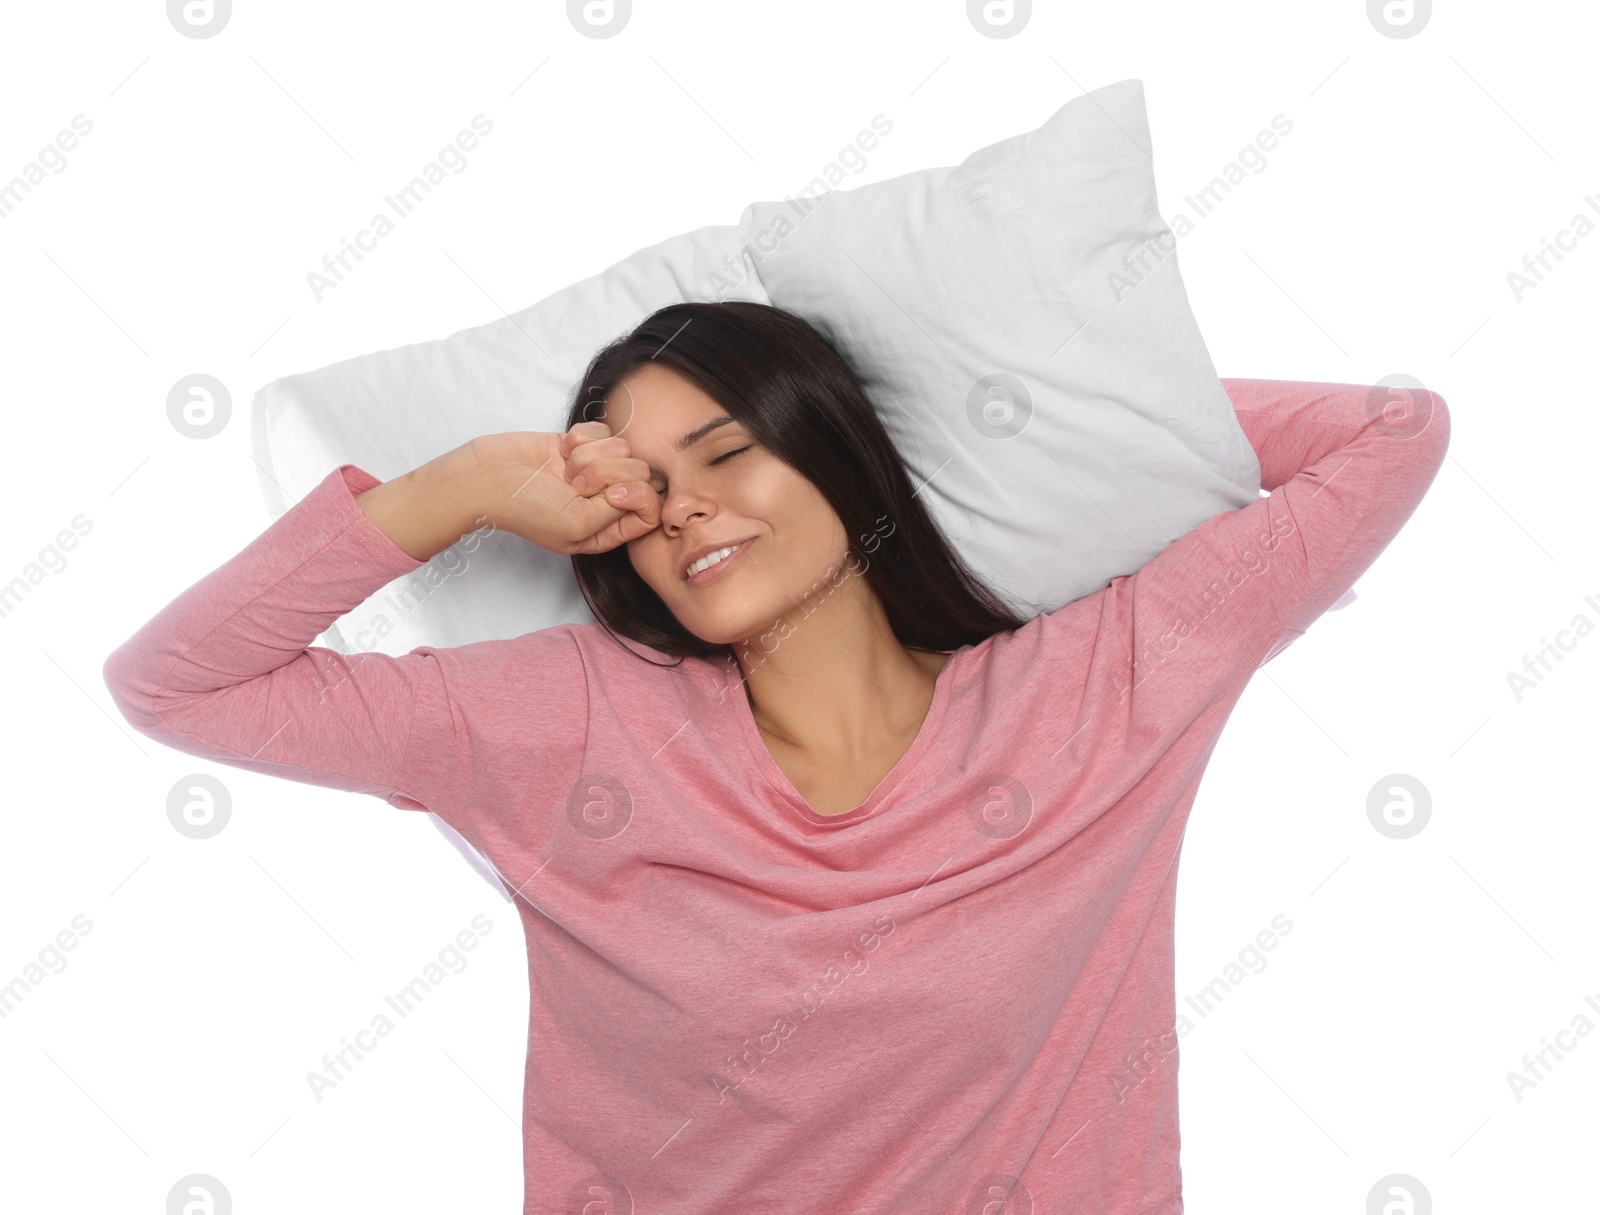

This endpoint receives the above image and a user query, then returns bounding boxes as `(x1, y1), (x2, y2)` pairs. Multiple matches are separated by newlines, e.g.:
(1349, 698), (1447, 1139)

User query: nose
(659, 481), (715, 532)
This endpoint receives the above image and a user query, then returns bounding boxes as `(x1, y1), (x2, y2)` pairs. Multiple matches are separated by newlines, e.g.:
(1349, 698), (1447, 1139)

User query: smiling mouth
(683, 538), (754, 585)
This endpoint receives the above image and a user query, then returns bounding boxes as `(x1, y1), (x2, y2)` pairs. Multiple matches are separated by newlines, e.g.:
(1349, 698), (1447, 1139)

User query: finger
(584, 514), (645, 553)
(564, 439), (632, 487)
(592, 507), (661, 551)
(612, 480), (662, 537)
(559, 420), (612, 458)
(578, 481), (660, 551)
(569, 454), (648, 496)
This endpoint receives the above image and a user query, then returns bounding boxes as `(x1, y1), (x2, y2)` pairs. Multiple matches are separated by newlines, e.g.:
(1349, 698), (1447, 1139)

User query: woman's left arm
(1097, 377), (1451, 721)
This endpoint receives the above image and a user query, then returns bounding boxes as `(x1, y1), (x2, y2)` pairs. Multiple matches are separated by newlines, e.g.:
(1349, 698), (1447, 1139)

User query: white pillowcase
(733, 78), (1259, 614)
(252, 223), (774, 659)
(249, 77), (1259, 898)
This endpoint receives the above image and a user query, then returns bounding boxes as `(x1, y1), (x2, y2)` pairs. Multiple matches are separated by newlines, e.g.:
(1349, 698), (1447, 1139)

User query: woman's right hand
(464, 423), (662, 555)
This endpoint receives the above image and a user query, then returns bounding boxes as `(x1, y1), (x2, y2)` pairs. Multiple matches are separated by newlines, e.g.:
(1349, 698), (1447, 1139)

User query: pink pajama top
(103, 378), (1449, 1214)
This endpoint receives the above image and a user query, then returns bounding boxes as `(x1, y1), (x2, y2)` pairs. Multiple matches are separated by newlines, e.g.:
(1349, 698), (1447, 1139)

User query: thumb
(610, 482), (661, 542)
(610, 480), (662, 538)
(580, 481), (660, 551)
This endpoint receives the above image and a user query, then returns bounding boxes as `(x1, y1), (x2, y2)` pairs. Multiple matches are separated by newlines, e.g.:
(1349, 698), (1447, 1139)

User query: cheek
(748, 463), (826, 529)
(626, 532), (676, 593)
(760, 476), (848, 568)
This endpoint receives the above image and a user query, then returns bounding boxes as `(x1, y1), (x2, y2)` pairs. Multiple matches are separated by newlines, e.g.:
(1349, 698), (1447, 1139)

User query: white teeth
(686, 545), (739, 578)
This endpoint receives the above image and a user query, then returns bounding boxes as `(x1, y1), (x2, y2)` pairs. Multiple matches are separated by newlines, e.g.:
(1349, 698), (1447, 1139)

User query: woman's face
(602, 363), (853, 648)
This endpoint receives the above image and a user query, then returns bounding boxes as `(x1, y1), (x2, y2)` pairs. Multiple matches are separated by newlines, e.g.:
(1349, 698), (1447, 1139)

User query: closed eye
(654, 445), (753, 495)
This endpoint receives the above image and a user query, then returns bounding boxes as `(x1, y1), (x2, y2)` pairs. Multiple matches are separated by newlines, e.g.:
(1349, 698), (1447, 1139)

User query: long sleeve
(1098, 378), (1450, 724)
(102, 463), (452, 810)
(101, 462), (589, 825)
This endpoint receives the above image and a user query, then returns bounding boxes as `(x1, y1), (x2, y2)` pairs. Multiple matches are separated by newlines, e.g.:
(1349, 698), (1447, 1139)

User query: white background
(2, 1), (1595, 1211)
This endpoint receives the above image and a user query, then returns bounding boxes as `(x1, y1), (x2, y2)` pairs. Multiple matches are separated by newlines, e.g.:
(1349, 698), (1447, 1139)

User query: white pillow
(252, 223), (774, 659)
(249, 77), (1259, 897)
(734, 77), (1259, 613)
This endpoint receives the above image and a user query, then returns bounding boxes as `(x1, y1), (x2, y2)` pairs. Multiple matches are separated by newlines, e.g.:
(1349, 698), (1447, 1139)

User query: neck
(732, 578), (947, 761)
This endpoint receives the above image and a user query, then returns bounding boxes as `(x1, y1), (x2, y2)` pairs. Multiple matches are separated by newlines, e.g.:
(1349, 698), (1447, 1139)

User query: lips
(679, 537), (755, 582)
(681, 537), (754, 585)
(675, 537), (748, 585)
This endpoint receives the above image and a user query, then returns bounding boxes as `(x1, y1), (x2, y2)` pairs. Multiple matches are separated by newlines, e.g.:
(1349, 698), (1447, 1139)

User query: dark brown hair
(564, 300), (1029, 665)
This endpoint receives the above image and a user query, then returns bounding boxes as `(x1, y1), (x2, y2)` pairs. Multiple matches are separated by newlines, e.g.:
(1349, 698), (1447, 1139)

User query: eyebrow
(674, 415), (739, 452)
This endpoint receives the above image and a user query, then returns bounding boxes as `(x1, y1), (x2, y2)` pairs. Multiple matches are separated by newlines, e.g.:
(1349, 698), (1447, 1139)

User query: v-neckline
(721, 648), (963, 830)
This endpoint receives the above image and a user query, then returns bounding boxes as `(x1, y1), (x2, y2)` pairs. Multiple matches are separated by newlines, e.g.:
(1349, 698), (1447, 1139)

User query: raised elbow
(101, 639), (174, 736)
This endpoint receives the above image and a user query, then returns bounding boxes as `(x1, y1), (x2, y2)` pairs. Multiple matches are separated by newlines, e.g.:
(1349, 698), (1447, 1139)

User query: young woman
(104, 301), (1449, 1215)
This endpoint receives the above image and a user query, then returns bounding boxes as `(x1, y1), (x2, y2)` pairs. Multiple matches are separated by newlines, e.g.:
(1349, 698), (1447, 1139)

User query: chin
(666, 589), (789, 652)
(674, 610), (770, 651)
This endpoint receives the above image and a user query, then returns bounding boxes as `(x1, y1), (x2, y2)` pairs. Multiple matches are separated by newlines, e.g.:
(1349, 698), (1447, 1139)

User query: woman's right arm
(100, 426), (657, 818)
(102, 452), (492, 815)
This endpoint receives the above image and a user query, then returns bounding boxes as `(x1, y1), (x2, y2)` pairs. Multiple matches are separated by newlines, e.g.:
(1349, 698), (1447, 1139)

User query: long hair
(563, 300), (1029, 665)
